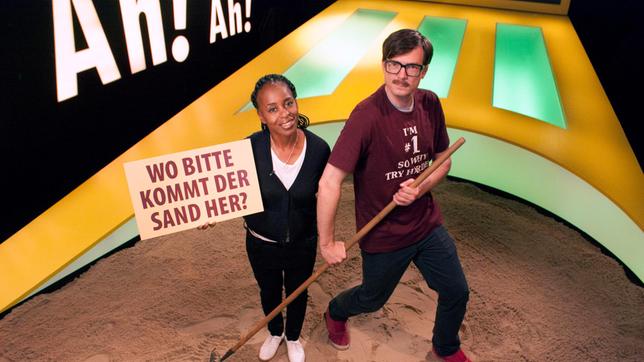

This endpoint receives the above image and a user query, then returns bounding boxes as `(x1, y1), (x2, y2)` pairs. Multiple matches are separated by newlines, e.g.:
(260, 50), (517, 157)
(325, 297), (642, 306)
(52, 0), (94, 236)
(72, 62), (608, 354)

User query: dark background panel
(0, 0), (641, 243)
(568, 0), (642, 170)
(0, 0), (335, 242)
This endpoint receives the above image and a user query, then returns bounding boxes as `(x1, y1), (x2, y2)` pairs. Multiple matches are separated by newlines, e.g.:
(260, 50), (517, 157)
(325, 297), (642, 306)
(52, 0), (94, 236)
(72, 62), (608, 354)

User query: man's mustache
(393, 79), (410, 87)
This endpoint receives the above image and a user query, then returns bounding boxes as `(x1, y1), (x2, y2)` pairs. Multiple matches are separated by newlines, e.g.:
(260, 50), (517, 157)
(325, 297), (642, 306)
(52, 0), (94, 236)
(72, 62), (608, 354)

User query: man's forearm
(317, 179), (341, 246)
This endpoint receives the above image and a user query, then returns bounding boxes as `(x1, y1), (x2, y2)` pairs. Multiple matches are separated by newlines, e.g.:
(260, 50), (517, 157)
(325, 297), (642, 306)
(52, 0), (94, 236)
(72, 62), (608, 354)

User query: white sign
(124, 139), (263, 239)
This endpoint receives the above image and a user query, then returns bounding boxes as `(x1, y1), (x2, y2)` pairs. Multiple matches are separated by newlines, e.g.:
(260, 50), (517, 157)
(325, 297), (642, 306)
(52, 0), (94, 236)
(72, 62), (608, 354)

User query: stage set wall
(1, 0), (642, 314)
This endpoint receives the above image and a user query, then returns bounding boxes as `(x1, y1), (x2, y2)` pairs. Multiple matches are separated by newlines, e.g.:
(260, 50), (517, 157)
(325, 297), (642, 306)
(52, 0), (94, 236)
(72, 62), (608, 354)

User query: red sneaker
(432, 348), (472, 362)
(324, 309), (350, 350)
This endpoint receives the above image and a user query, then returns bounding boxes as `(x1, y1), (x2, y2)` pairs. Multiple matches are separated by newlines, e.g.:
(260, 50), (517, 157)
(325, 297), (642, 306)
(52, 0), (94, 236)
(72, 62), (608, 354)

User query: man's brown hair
(382, 29), (433, 66)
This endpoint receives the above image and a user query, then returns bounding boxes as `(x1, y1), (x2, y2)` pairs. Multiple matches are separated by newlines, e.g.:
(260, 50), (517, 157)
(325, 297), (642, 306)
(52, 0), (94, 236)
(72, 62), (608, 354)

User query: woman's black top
(243, 128), (330, 244)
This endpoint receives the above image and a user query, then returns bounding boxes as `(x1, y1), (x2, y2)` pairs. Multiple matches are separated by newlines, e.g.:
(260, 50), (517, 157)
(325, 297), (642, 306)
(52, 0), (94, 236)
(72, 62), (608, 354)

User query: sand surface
(1, 179), (643, 361)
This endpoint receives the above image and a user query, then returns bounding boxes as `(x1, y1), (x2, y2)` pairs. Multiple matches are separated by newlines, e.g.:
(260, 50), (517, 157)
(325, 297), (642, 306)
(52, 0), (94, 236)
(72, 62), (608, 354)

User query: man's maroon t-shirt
(329, 85), (449, 253)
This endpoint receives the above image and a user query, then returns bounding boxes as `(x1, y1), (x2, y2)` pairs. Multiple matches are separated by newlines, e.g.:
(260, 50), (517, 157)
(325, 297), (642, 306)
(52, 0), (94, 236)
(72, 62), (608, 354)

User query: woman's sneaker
(286, 338), (305, 362)
(259, 333), (284, 361)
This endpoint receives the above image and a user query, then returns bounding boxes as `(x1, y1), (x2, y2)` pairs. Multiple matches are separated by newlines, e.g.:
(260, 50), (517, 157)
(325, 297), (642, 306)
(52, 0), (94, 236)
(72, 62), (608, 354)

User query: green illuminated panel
(240, 8), (396, 112)
(286, 9), (396, 98)
(418, 16), (467, 98)
(493, 24), (566, 128)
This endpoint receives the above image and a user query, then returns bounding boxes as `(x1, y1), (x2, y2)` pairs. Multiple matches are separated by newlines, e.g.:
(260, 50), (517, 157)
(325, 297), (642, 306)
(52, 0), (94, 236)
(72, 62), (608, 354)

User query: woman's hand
(196, 221), (217, 230)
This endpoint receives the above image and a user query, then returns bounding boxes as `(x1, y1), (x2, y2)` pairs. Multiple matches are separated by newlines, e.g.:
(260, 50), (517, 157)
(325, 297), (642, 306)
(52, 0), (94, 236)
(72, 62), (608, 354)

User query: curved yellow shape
(1, 0), (642, 313)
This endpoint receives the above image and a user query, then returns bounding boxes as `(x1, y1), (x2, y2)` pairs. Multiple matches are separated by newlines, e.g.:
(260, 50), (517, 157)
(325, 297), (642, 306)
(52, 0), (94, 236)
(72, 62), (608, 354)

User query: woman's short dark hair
(250, 74), (309, 130)
(382, 29), (433, 66)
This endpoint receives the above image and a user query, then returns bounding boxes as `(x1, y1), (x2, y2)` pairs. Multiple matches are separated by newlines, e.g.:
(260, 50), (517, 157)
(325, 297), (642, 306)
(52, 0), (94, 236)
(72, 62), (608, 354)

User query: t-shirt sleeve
(432, 95), (450, 156)
(328, 107), (371, 173)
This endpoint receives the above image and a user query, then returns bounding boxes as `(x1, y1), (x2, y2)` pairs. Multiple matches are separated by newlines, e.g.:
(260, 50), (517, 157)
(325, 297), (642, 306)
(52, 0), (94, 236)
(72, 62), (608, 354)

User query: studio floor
(1, 179), (643, 362)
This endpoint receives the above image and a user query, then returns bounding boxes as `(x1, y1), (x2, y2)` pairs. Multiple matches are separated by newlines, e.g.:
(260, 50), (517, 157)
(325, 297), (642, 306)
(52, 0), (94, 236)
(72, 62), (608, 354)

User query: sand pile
(1, 179), (643, 361)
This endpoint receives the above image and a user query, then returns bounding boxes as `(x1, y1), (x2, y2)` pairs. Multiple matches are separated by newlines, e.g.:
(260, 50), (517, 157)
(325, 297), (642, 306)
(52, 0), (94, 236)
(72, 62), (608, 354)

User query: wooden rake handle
(217, 137), (466, 361)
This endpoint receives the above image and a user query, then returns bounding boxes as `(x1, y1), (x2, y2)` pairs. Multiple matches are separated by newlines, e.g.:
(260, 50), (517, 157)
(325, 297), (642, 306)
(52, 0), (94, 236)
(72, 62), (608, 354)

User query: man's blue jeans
(328, 225), (469, 356)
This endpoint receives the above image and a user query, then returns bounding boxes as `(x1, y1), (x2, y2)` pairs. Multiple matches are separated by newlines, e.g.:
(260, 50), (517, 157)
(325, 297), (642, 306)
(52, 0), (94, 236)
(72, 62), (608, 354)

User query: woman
(244, 74), (330, 362)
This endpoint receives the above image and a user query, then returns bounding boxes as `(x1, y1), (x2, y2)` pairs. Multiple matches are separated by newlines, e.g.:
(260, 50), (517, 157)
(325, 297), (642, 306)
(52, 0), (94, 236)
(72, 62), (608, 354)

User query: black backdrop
(0, 0), (335, 242)
(0, 0), (640, 243)
(568, 0), (642, 171)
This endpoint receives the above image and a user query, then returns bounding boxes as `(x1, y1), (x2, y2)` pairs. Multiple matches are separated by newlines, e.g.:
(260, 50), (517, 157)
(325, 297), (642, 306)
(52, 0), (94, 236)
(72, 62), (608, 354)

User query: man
(317, 29), (471, 362)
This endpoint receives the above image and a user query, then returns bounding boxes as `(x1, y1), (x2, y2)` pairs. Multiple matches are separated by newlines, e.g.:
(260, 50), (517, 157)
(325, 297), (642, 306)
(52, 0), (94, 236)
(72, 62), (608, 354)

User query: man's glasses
(384, 60), (424, 77)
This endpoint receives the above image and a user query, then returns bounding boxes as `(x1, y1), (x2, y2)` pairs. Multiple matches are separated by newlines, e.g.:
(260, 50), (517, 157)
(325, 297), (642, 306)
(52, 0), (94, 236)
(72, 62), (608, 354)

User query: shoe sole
(328, 338), (350, 351)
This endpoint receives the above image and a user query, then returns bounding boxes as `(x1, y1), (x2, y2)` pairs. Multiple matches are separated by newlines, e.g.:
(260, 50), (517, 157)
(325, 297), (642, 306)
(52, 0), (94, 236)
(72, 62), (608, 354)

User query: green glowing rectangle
(418, 16), (467, 98)
(493, 24), (566, 128)
(240, 8), (396, 112)
(286, 8), (396, 98)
